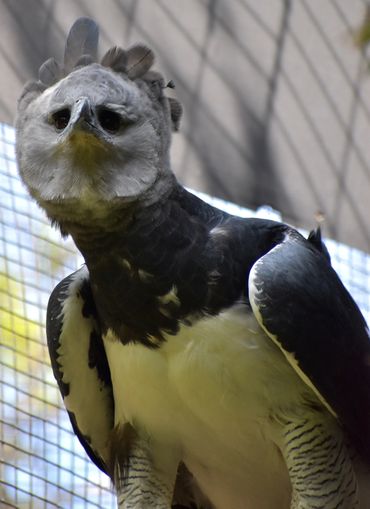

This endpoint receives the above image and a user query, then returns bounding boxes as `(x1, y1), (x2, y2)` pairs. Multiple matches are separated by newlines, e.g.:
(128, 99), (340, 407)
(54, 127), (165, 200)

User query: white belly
(103, 304), (315, 509)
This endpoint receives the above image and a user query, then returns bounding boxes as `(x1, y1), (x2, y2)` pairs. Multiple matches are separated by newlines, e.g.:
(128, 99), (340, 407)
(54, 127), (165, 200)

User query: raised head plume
(64, 17), (99, 73)
(38, 57), (63, 86)
(101, 46), (128, 73)
(36, 18), (99, 88)
(125, 44), (155, 79)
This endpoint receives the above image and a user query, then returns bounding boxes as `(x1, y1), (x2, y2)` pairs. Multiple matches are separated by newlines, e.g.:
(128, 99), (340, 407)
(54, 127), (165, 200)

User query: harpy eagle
(15, 17), (370, 509)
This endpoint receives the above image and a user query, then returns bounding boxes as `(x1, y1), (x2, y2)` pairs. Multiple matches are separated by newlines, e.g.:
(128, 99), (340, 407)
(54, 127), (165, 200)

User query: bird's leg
(289, 490), (300, 509)
(280, 414), (359, 509)
(110, 423), (178, 509)
(172, 462), (214, 509)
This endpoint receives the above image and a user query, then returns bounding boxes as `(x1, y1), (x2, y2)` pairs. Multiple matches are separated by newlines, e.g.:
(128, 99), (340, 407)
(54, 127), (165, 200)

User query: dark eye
(98, 109), (122, 134)
(52, 108), (71, 130)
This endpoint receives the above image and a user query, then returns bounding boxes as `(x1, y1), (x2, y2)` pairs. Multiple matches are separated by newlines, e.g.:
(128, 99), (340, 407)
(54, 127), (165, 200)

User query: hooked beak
(68, 97), (98, 134)
(53, 97), (108, 154)
(51, 97), (121, 149)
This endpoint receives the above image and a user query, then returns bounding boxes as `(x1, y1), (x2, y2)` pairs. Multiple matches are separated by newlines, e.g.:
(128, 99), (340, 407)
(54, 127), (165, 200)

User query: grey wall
(1, 0), (369, 252)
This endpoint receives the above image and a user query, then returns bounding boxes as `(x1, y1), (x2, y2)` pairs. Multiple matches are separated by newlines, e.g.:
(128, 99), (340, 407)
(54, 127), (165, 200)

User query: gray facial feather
(16, 18), (182, 233)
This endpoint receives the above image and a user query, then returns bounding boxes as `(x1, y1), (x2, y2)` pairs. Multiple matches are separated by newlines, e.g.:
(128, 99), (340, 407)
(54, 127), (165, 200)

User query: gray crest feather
(101, 46), (128, 72)
(126, 44), (155, 79)
(75, 54), (96, 68)
(38, 57), (62, 86)
(142, 70), (166, 94)
(18, 81), (47, 109)
(64, 17), (99, 73)
(168, 98), (183, 131)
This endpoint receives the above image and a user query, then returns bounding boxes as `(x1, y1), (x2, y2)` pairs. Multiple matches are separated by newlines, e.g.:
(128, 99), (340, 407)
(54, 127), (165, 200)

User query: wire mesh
(1, 3), (370, 506)
(2, 0), (370, 253)
(0, 122), (115, 508)
(1, 113), (370, 507)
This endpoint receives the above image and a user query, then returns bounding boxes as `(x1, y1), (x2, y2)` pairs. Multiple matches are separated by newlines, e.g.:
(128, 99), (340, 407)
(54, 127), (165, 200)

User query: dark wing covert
(249, 229), (370, 461)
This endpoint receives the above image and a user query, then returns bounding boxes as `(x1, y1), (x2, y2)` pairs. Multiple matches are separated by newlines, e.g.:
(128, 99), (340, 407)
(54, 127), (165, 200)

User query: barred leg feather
(282, 417), (359, 509)
(109, 424), (175, 509)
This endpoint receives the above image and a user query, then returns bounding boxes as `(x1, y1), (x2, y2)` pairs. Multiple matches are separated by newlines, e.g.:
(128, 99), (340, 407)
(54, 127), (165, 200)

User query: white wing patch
(57, 267), (112, 463)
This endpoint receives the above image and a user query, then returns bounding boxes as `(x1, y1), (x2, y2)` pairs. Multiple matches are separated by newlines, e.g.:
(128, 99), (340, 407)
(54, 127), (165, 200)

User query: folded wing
(249, 229), (370, 461)
(46, 266), (114, 473)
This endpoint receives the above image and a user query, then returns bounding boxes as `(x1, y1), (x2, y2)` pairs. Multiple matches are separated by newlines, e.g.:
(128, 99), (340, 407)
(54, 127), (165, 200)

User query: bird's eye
(52, 108), (71, 130)
(98, 109), (122, 134)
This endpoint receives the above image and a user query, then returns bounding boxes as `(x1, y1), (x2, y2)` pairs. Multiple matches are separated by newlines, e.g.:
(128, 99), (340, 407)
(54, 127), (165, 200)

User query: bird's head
(15, 18), (182, 229)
